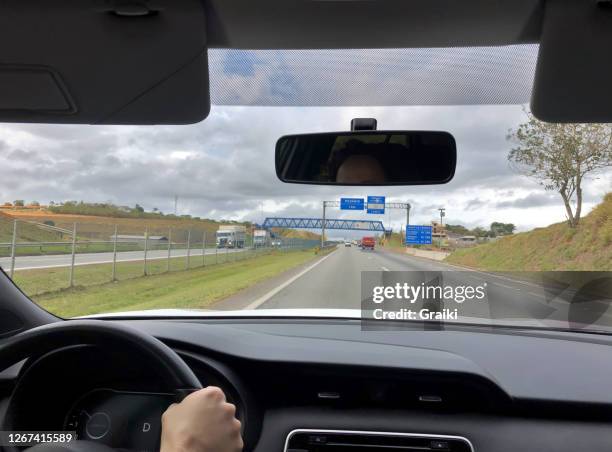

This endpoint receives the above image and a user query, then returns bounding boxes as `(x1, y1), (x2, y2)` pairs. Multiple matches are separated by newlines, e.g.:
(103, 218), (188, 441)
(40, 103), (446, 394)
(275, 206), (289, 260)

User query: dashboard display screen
(64, 389), (174, 451)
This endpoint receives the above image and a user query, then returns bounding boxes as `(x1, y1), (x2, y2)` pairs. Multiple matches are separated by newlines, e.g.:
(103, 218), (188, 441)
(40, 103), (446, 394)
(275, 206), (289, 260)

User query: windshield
(1, 47), (611, 333)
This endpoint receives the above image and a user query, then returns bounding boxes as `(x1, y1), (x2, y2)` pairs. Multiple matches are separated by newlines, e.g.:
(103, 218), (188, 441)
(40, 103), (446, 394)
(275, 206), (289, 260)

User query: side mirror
(275, 131), (456, 186)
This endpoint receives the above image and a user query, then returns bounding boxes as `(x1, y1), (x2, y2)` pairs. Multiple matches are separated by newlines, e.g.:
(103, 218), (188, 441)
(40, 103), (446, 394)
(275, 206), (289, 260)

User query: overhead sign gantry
(322, 200), (411, 247)
(262, 217), (385, 232)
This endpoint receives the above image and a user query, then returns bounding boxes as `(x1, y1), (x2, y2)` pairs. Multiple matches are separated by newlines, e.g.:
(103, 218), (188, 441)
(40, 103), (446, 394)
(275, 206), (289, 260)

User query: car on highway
(0, 2), (611, 452)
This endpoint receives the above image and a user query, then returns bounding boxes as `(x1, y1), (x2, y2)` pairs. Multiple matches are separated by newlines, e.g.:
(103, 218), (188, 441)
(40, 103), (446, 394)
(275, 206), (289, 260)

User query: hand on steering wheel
(0, 320), (203, 452)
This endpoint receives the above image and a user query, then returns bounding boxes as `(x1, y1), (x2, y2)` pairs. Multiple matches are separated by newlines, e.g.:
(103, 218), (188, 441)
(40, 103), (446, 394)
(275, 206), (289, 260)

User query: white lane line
(381, 266), (390, 272)
(491, 281), (521, 291)
(528, 291), (546, 299)
(244, 249), (337, 310)
(401, 252), (542, 289)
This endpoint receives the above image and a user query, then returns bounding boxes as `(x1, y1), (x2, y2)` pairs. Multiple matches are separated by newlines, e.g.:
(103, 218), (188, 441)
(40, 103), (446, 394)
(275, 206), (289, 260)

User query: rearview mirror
(275, 131), (456, 186)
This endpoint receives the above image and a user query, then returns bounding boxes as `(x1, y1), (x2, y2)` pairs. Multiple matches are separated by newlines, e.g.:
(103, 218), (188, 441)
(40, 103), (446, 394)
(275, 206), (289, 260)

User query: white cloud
(0, 105), (610, 233)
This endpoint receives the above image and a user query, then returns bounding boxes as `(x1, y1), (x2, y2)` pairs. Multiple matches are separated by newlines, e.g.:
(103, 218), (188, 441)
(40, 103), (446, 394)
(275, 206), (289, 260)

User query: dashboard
(2, 318), (612, 451)
(63, 389), (173, 449)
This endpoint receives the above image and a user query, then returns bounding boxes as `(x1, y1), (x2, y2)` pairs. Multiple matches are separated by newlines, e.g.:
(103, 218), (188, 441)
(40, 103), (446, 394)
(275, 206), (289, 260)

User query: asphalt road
(247, 246), (611, 327)
(0, 247), (245, 271)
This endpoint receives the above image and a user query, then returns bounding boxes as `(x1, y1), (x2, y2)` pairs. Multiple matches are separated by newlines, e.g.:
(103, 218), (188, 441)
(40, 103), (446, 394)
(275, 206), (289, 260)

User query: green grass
(14, 248), (269, 297)
(445, 193), (612, 271)
(0, 215), (66, 245)
(25, 249), (319, 318)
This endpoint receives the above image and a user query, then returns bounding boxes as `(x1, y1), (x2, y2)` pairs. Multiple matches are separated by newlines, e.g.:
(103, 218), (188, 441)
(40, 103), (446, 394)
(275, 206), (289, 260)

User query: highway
(5, 243), (609, 327)
(0, 247), (245, 271)
(226, 246), (611, 327)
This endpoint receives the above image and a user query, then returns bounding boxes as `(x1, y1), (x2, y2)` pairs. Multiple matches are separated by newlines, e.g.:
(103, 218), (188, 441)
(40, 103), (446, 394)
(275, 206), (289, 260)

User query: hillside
(2, 207), (317, 243)
(446, 193), (612, 271)
(0, 212), (67, 244)
(271, 228), (320, 240)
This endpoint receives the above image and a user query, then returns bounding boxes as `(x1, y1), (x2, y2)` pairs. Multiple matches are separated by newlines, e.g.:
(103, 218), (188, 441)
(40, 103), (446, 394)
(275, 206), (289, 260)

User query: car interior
(1, 0), (612, 451)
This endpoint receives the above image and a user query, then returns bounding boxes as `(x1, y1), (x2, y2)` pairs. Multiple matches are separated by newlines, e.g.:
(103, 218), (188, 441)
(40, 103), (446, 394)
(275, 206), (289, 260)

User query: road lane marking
(381, 266), (390, 272)
(491, 281), (521, 291)
(391, 250), (543, 289)
(244, 249), (338, 310)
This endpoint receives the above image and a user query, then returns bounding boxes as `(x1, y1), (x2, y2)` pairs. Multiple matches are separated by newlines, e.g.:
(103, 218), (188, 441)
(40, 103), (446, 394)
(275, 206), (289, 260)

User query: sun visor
(0, 0), (209, 125)
(531, 0), (612, 123)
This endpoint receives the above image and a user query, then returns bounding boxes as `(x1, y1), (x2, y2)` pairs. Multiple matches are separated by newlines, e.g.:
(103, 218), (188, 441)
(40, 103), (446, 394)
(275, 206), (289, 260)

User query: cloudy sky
(0, 47), (610, 235)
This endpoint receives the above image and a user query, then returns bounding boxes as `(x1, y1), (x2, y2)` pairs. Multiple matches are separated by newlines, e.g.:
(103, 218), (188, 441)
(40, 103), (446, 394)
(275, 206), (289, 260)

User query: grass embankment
(4, 210), (223, 240)
(27, 249), (319, 318)
(381, 232), (404, 249)
(0, 212), (66, 244)
(446, 193), (612, 271)
(14, 248), (244, 296)
(0, 209), (247, 257)
(272, 228), (320, 240)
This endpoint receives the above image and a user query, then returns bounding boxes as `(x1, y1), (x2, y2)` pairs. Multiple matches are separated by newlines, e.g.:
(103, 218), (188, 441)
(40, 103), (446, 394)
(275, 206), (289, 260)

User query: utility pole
(143, 227), (149, 276)
(111, 224), (118, 281)
(438, 208), (446, 249)
(174, 195), (178, 216)
(321, 201), (326, 247)
(9, 219), (17, 279)
(69, 222), (77, 287)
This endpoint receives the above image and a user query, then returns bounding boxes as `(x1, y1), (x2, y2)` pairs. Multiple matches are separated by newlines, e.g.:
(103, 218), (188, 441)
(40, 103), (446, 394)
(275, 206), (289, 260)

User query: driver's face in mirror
(335, 154), (386, 184)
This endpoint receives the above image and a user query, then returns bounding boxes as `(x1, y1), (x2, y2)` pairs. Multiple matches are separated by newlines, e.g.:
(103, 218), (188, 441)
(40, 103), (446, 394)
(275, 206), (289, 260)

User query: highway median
(21, 248), (322, 318)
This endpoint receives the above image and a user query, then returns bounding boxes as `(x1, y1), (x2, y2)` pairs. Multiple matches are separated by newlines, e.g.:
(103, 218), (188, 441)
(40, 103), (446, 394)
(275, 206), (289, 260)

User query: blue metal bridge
(262, 217), (385, 232)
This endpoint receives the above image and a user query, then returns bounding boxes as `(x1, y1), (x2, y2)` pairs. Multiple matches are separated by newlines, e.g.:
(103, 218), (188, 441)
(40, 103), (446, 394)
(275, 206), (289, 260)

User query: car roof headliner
(204, 0), (543, 49)
(1, 0), (610, 124)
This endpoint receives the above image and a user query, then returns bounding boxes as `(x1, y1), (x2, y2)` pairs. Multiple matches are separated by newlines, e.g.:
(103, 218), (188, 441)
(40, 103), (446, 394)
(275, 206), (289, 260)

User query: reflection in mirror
(275, 131), (456, 186)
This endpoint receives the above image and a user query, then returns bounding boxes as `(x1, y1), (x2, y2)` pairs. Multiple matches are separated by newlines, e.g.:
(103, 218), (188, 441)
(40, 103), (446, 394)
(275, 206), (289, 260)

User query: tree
(507, 112), (612, 227)
(472, 227), (488, 238)
(13, 200), (24, 207)
(445, 224), (471, 236)
(490, 222), (515, 236)
(134, 204), (145, 213)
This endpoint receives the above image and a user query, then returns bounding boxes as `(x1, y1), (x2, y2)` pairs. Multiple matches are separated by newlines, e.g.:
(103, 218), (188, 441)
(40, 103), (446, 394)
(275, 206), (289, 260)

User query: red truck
(361, 236), (375, 251)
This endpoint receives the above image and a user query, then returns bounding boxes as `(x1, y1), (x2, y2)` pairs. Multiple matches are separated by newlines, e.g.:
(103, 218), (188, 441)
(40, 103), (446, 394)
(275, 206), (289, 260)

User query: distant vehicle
(361, 236), (375, 251)
(216, 225), (246, 248)
(253, 229), (270, 247)
(271, 239), (282, 247)
(344, 241), (352, 247)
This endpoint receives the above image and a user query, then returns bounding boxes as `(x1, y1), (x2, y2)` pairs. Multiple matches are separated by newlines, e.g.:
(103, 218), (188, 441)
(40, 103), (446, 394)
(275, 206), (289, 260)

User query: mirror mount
(350, 118), (377, 131)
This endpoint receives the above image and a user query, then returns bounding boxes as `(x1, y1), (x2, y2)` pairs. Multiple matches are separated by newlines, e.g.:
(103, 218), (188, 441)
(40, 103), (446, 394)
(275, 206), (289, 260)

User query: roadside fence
(0, 217), (318, 293)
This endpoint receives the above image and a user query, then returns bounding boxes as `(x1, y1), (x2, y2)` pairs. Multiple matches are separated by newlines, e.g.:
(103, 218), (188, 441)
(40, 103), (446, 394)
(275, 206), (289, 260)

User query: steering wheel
(0, 320), (203, 452)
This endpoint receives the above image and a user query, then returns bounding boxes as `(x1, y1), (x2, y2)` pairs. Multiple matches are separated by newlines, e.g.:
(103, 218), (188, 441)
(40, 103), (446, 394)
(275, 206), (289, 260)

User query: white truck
(216, 225), (246, 249)
(253, 229), (270, 247)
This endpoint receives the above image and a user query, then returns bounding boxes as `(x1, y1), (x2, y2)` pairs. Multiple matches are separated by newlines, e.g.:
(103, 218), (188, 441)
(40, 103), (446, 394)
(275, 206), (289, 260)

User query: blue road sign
(340, 198), (365, 210)
(406, 225), (433, 245)
(367, 196), (385, 214)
